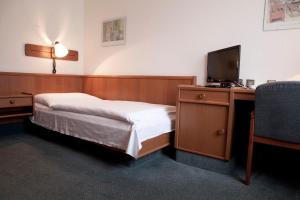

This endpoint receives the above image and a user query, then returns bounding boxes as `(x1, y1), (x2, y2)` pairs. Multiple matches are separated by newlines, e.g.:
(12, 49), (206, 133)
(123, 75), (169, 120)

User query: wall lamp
(52, 42), (68, 73)
(25, 42), (78, 74)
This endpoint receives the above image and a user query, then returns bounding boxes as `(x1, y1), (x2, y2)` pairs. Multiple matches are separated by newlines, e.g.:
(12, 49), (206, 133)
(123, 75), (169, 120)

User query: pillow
(34, 93), (101, 107)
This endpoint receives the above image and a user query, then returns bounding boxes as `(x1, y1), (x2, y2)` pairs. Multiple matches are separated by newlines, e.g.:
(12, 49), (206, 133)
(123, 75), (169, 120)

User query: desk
(233, 88), (255, 101)
(175, 85), (255, 160)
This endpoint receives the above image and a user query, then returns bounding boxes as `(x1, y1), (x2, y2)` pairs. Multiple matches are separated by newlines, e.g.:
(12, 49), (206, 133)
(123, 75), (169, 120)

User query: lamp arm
(51, 47), (56, 74)
(52, 57), (56, 74)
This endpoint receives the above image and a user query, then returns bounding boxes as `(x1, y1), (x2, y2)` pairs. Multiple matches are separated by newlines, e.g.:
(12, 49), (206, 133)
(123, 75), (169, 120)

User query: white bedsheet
(31, 103), (175, 158)
(35, 93), (176, 124)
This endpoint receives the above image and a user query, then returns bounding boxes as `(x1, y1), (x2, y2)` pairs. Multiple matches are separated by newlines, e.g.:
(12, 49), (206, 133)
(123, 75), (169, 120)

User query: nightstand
(176, 85), (255, 161)
(175, 85), (230, 160)
(0, 94), (33, 122)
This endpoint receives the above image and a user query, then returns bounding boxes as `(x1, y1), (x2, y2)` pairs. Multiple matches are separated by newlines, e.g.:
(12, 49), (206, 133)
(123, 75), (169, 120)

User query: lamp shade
(54, 42), (68, 58)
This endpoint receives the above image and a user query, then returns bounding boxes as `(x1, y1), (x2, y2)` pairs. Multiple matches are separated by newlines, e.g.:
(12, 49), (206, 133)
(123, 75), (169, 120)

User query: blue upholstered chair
(245, 81), (300, 185)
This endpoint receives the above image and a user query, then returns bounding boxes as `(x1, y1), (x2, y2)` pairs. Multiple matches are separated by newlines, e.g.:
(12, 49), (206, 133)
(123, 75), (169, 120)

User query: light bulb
(54, 42), (68, 58)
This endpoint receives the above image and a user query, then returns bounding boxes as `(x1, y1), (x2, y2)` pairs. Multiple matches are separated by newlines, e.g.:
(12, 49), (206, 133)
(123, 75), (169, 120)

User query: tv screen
(207, 45), (241, 83)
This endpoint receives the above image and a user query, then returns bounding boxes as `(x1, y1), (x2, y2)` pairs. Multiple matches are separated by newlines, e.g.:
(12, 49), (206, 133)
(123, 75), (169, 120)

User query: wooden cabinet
(0, 94), (33, 121)
(176, 85), (233, 160)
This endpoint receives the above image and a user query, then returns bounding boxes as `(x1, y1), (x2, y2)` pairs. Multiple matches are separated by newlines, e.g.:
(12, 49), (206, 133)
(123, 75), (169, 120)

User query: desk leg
(245, 112), (255, 185)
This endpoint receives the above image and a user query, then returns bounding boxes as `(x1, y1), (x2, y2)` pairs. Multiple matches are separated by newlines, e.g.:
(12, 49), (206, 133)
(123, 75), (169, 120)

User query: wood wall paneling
(0, 72), (196, 106)
(83, 76), (196, 105)
(0, 72), (83, 95)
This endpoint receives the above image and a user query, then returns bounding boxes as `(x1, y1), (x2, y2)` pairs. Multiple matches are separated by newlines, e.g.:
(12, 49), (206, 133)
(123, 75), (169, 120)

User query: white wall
(1, 0), (299, 84)
(84, 0), (300, 85)
(0, 0), (84, 74)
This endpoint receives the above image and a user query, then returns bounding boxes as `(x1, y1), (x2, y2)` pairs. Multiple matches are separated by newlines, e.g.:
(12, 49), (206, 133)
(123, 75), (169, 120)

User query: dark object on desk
(205, 82), (243, 88)
(205, 83), (232, 88)
(245, 81), (300, 185)
(238, 79), (244, 85)
(246, 79), (255, 89)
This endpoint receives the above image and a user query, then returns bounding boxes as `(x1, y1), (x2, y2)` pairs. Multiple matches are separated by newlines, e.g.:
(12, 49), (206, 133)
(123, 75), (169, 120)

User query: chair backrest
(255, 81), (300, 143)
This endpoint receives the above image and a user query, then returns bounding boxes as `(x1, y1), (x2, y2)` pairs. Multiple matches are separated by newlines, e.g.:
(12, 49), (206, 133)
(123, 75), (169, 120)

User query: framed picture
(102, 17), (126, 46)
(264, 0), (300, 31)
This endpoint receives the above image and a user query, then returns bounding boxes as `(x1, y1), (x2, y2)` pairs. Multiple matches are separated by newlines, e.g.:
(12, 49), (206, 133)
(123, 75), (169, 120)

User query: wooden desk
(175, 85), (255, 160)
(233, 88), (255, 101)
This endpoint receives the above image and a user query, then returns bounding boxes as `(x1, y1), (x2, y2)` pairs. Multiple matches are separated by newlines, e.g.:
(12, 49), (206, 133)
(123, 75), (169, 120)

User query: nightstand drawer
(0, 97), (32, 108)
(180, 90), (229, 103)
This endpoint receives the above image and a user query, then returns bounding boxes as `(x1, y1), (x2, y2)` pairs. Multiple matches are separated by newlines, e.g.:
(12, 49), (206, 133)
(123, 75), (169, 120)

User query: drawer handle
(197, 93), (206, 99)
(217, 129), (225, 135)
(9, 100), (15, 104)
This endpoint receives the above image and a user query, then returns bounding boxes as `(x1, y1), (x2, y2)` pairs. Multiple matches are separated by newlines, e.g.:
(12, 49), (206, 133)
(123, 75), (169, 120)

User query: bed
(31, 93), (176, 158)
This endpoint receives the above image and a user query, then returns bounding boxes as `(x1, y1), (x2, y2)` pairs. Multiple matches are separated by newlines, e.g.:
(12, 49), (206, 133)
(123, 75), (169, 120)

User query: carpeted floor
(0, 123), (300, 200)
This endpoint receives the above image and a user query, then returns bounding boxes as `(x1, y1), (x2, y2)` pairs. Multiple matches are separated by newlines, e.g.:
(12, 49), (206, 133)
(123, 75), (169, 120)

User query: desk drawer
(0, 97), (32, 108)
(180, 90), (229, 103)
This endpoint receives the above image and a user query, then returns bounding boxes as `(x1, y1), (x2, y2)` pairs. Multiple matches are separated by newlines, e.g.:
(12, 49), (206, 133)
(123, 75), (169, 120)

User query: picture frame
(102, 17), (126, 46)
(264, 0), (300, 31)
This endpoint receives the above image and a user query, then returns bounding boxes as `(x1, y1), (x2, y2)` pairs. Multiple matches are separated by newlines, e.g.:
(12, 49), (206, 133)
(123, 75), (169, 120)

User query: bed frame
(0, 72), (196, 158)
(138, 132), (173, 158)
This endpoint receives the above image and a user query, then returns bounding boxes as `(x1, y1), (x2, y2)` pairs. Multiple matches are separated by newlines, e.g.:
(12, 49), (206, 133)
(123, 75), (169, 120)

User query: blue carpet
(0, 123), (299, 200)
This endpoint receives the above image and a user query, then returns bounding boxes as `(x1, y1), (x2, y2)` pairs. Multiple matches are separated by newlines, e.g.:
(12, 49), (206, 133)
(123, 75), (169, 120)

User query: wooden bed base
(138, 132), (173, 158)
(0, 72), (195, 158)
(33, 121), (172, 159)
(101, 132), (173, 158)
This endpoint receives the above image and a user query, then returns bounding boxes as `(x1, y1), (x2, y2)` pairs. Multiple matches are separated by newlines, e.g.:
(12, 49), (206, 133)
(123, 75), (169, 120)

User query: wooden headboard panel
(0, 72), (83, 95)
(83, 75), (196, 105)
(0, 72), (196, 105)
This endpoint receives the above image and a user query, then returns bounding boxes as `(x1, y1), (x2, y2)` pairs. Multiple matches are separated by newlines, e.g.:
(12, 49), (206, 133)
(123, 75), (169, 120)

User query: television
(207, 45), (241, 85)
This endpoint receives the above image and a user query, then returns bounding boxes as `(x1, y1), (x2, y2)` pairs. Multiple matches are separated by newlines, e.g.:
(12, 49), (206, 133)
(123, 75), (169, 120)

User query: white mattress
(31, 103), (175, 158)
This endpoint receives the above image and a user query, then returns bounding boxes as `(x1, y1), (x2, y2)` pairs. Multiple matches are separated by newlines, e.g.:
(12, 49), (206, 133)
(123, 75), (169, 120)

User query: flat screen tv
(207, 45), (241, 84)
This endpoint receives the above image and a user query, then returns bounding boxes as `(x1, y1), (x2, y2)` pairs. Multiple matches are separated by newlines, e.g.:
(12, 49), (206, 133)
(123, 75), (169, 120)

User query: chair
(245, 81), (300, 185)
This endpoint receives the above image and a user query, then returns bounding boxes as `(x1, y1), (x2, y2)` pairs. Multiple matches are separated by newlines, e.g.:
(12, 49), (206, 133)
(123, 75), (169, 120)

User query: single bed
(31, 93), (175, 158)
